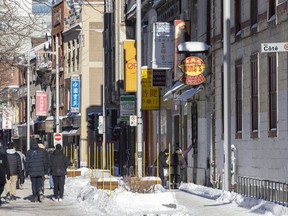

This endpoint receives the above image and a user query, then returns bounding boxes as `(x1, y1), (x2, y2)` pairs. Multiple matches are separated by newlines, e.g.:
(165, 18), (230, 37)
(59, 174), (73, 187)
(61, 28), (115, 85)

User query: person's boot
(6, 192), (10, 201)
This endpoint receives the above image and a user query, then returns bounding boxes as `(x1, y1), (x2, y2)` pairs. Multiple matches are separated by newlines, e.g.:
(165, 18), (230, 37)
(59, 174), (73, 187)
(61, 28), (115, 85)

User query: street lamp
(36, 36), (60, 134)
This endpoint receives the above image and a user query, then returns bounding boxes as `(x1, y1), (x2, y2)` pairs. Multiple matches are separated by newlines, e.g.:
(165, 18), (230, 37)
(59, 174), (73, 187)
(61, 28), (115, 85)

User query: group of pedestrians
(0, 139), (69, 205)
(159, 143), (193, 189)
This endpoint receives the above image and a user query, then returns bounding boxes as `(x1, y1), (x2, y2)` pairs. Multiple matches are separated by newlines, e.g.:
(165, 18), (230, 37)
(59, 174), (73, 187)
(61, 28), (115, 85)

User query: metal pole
(102, 21), (106, 168)
(136, 0), (143, 178)
(26, 51), (30, 151)
(224, 0), (231, 191)
(55, 36), (60, 133)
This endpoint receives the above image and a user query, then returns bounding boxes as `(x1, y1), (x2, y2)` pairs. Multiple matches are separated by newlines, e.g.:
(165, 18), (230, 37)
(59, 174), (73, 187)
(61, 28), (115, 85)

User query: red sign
(54, 133), (62, 146)
(36, 91), (48, 116)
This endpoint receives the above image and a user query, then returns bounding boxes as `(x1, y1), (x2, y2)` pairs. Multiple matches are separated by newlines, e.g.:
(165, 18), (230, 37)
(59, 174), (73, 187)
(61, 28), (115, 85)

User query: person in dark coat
(5, 142), (21, 201)
(0, 147), (10, 206)
(26, 140), (48, 202)
(158, 148), (168, 187)
(49, 144), (69, 202)
(170, 146), (185, 189)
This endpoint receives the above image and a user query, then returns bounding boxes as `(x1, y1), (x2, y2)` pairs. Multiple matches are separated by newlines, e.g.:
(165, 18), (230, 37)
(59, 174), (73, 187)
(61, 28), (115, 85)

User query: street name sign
(261, 42), (288, 53)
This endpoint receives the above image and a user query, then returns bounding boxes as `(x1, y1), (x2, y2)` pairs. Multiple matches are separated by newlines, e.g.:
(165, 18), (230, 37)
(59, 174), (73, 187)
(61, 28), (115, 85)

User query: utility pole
(223, 0), (231, 191)
(27, 51), (30, 151)
(136, 0), (143, 178)
(55, 36), (60, 133)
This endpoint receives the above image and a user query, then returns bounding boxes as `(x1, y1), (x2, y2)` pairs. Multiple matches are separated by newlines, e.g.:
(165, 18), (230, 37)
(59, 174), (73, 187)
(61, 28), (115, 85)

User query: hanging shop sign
(36, 91), (48, 116)
(152, 69), (166, 87)
(178, 56), (206, 86)
(124, 40), (137, 93)
(142, 68), (159, 110)
(152, 22), (174, 69)
(70, 75), (80, 113)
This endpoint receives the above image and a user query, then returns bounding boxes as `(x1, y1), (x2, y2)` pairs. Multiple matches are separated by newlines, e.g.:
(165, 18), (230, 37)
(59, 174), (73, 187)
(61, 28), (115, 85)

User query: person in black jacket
(49, 144), (68, 202)
(5, 142), (21, 201)
(26, 140), (48, 202)
(0, 147), (10, 206)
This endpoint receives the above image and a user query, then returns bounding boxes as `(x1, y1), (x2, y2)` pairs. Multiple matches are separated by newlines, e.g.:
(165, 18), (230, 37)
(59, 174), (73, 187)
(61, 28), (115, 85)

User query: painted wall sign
(178, 56), (206, 86)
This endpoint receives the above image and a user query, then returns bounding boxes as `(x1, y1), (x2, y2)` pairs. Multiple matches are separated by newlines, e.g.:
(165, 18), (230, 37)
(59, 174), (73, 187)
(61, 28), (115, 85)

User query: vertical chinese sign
(152, 22), (174, 69)
(142, 67), (159, 110)
(36, 91), (48, 116)
(70, 75), (80, 113)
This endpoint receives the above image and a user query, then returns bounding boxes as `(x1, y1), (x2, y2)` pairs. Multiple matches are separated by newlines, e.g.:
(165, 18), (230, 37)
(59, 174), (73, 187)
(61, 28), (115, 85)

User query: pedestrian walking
(16, 147), (26, 190)
(47, 146), (55, 190)
(49, 144), (69, 202)
(0, 147), (10, 206)
(5, 142), (21, 201)
(37, 141), (48, 196)
(170, 145), (185, 189)
(158, 148), (168, 187)
(26, 140), (48, 202)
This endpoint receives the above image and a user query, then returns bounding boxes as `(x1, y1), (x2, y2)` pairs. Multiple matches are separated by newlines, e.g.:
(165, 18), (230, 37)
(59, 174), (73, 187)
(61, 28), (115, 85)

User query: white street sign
(261, 42), (288, 53)
(130, 115), (137, 126)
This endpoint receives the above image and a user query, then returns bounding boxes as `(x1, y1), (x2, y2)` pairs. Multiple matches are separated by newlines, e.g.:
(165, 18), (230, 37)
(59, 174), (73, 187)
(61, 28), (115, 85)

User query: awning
(62, 128), (80, 136)
(175, 85), (203, 102)
(163, 81), (185, 101)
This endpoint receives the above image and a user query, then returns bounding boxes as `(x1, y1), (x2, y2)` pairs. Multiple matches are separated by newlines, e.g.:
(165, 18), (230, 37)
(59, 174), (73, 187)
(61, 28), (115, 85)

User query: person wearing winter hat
(0, 148), (10, 206)
(49, 144), (69, 202)
(26, 139), (48, 202)
(5, 142), (21, 201)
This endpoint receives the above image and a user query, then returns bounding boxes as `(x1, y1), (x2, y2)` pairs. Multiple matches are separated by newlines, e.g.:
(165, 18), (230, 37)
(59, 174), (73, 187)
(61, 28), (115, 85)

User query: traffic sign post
(54, 133), (63, 146)
(130, 115), (137, 126)
(261, 42), (288, 53)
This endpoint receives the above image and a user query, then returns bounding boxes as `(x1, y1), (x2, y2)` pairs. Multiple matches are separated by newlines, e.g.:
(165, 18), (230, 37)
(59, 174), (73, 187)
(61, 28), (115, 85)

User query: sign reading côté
(261, 42), (288, 53)
(53, 133), (62, 146)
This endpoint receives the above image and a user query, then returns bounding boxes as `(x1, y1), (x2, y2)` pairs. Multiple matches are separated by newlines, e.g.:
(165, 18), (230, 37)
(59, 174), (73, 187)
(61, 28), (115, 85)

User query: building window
(268, 0), (276, 20)
(268, 54), (277, 134)
(235, 62), (242, 136)
(251, 55), (258, 135)
(235, 0), (241, 35)
(250, 0), (258, 27)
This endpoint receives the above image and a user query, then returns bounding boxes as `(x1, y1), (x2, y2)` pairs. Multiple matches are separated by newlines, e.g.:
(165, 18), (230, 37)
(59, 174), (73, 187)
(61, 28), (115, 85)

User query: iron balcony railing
(237, 176), (288, 206)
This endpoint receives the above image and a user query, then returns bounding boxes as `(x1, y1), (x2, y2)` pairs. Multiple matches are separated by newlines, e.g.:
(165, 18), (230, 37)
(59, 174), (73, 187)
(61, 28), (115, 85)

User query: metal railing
(237, 176), (288, 206)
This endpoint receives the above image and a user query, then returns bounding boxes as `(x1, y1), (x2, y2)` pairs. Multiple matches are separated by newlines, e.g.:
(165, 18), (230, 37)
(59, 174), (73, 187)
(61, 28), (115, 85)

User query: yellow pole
(94, 141), (96, 178)
(135, 142), (138, 177)
(168, 142), (171, 191)
(156, 142), (159, 184)
(112, 143), (114, 176)
(71, 144), (75, 177)
(88, 145), (90, 180)
(143, 141), (145, 177)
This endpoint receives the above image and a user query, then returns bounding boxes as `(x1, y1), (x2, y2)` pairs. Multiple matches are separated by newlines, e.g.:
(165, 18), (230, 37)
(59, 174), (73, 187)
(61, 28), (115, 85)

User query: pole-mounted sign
(261, 42), (288, 53)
